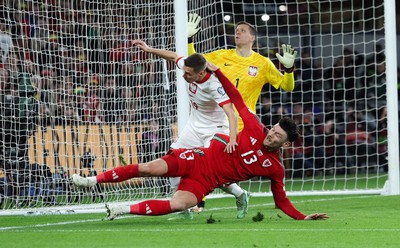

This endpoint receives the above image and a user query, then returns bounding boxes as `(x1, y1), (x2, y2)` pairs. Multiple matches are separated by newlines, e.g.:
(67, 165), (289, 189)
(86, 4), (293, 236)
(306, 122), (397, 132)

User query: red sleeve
(214, 69), (247, 112)
(218, 99), (232, 107)
(215, 68), (262, 131)
(270, 178), (306, 220)
(175, 56), (185, 69)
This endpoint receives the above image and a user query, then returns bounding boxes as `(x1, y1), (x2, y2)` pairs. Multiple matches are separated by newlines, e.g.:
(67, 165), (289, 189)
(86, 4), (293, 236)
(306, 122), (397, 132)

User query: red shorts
(161, 150), (213, 203)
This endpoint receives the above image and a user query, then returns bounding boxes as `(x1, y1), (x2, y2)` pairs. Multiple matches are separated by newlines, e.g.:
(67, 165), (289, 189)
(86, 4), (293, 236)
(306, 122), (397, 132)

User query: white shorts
(171, 122), (229, 149)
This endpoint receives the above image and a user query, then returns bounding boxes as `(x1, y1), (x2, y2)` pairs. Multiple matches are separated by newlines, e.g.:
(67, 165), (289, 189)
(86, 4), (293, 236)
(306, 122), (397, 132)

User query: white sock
(88, 176), (97, 185)
(169, 177), (180, 193)
(121, 205), (131, 214)
(222, 183), (244, 198)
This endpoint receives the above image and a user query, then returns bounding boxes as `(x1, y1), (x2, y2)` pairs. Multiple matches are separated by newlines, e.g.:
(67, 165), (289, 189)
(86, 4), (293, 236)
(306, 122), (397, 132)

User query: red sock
(130, 200), (172, 216)
(96, 164), (139, 183)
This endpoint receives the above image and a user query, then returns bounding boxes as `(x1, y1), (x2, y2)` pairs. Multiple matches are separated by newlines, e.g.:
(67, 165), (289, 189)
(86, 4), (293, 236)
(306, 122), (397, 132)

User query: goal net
(0, 0), (396, 214)
(192, 0), (392, 196)
(193, 0), (393, 196)
(0, 0), (178, 213)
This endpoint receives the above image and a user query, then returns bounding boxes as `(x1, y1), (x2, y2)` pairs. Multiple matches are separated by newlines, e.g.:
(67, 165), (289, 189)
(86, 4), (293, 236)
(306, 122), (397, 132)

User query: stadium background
(0, 0), (398, 211)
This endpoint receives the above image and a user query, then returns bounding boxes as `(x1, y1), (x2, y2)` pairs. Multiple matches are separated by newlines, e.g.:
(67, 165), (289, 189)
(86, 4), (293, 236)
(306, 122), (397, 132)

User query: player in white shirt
(133, 39), (250, 219)
(171, 56), (233, 149)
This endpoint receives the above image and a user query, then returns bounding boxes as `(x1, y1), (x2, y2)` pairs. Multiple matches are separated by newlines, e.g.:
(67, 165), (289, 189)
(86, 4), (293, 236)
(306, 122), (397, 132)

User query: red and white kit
(171, 57), (232, 148)
(163, 69), (306, 220)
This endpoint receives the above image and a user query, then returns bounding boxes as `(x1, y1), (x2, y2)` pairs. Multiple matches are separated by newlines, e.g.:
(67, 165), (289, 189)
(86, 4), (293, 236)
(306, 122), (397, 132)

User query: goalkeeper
(186, 13), (298, 212)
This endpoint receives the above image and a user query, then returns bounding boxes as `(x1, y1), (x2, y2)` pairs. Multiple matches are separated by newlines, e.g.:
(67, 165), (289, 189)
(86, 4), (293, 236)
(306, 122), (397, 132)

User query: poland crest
(248, 66), (258, 76)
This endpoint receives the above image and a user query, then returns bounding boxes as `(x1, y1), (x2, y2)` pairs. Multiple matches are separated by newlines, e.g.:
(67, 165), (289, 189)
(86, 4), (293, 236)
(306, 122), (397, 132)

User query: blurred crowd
(0, 0), (174, 127)
(258, 44), (390, 176)
(0, 1), (177, 206)
(0, 0), (393, 179)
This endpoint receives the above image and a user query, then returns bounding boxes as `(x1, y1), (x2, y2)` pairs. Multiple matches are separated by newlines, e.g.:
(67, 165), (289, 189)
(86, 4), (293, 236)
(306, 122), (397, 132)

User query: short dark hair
(184, 53), (206, 73)
(236, 21), (257, 37)
(278, 117), (299, 142)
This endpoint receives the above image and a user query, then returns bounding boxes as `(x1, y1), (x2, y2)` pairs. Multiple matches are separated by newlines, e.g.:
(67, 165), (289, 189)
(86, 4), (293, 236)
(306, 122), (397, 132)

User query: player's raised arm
(132, 39), (179, 62)
(275, 44), (298, 91)
(187, 13), (202, 55)
(275, 44), (297, 72)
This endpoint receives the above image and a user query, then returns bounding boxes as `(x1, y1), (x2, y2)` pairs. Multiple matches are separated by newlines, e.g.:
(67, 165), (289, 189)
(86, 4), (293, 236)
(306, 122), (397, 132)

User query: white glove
(275, 44), (297, 69)
(187, 13), (202, 38)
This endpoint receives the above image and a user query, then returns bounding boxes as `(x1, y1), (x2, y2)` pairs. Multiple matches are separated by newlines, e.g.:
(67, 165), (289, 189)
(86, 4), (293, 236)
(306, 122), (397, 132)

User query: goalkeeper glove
(275, 44), (297, 72)
(187, 13), (202, 42)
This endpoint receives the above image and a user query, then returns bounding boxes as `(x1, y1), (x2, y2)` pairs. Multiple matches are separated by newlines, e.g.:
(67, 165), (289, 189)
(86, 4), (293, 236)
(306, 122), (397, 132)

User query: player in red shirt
(71, 62), (329, 221)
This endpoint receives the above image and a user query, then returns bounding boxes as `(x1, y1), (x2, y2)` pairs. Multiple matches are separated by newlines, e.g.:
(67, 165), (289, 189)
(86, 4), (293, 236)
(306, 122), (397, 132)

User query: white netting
(0, 0), (394, 213)
(189, 0), (389, 193)
(0, 0), (177, 210)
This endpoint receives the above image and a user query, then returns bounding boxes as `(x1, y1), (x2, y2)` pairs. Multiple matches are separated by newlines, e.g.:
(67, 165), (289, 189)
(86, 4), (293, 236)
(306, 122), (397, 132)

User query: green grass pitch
(1, 194), (400, 248)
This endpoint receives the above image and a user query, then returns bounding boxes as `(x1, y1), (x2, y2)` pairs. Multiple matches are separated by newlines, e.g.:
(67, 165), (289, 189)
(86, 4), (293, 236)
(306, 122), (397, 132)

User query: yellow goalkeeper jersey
(199, 48), (294, 131)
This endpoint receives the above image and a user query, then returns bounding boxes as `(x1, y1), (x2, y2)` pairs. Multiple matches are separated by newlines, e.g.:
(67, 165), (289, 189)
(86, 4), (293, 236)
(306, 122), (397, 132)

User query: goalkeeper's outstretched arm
(275, 44), (298, 92)
(132, 39), (179, 62)
(187, 13), (202, 55)
(275, 44), (297, 73)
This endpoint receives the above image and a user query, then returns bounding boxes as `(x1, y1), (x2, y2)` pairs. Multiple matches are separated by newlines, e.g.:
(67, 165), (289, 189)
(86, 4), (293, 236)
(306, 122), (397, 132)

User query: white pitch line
(2, 228), (400, 233)
(0, 218), (105, 231)
(0, 195), (389, 232)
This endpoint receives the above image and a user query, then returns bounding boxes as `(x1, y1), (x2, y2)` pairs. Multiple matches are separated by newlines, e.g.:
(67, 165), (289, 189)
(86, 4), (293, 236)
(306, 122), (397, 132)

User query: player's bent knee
(169, 200), (194, 211)
(139, 160), (168, 177)
(170, 191), (198, 211)
(138, 163), (153, 176)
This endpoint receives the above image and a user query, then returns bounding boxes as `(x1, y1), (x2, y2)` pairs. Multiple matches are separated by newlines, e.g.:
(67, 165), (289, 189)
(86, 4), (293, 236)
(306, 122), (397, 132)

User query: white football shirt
(171, 56), (231, 148)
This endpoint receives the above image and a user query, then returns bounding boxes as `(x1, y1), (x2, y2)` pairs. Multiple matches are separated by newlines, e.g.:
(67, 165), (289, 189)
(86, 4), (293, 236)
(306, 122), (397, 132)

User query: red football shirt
(170, 69), (306, 220)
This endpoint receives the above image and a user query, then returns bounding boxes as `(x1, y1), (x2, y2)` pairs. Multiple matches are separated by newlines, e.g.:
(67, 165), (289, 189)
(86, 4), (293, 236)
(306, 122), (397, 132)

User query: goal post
(174, 0), (189, 134)
(0, 0), (398, 215)
(384, 0), (399, 195)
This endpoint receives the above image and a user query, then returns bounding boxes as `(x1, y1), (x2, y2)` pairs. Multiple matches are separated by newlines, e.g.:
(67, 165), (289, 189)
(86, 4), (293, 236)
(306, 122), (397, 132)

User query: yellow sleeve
(279, 72), (295, 92)
(188, 42), (196, 55)
(202, 50), (226, 67)
(264, 58), (295, 92)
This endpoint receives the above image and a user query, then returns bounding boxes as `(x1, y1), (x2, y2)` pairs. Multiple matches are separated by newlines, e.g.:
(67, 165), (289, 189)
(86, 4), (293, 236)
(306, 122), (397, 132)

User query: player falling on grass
(119, 39), (247, 219)
(71, 61), (329, 222)
(186, 13), (298, 212)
